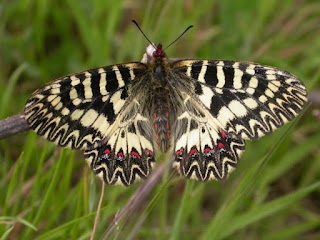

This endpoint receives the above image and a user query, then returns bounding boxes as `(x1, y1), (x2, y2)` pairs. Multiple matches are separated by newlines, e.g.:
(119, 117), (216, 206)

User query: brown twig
(308, 90), (320, 105)
(0, 114), (30, 139)
(101, 158), (170, 240)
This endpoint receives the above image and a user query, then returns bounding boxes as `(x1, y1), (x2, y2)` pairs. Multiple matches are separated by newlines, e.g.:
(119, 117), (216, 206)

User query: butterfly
(24, 35), (307, 186)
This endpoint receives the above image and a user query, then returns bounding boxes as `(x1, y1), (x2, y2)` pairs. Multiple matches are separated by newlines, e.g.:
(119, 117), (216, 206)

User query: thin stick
(0, 114), (30, 139)
(101, 157), (171, 240)
(90, 182), (105, 240)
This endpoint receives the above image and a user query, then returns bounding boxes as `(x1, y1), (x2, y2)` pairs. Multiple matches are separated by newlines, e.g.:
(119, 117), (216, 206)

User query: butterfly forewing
(173, 60), (307, 140)
(24, 63), (146, 150)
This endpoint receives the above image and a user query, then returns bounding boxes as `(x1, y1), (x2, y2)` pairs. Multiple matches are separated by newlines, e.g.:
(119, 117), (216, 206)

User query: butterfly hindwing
(84, 99), (155, 186)
(172, 98), (245, 181)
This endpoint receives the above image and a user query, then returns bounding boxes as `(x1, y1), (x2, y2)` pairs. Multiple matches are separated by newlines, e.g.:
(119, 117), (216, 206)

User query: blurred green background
(0, 0), (319, 239)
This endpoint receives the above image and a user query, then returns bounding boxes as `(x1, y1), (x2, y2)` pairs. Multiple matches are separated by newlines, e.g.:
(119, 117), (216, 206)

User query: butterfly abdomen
(150, 58), (171, 152)
(153, 91), (171, 152)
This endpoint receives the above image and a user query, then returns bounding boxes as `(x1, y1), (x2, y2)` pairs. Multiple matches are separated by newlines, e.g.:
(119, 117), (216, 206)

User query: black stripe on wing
(24, 63), (147, 150)
(173, 60), (308, 140)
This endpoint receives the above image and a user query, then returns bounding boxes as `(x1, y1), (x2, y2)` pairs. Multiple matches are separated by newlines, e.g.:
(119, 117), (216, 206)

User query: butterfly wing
(172, 96), (246, 181)
(24, 63), (155, 185)
(173, 60), (307, 140)
(24, 63), (146, 150)
(171, 59), (307, 181)
(84, 100), (155, 186)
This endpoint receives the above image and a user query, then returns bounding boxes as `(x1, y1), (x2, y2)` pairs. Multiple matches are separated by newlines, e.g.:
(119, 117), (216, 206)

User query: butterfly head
(141, 43), (167, 64)
(152, 44), (167, 59)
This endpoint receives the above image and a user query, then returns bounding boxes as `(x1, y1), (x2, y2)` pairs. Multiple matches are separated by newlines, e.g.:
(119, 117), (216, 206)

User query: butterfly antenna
(164, 25), (193, 50)
(132, 20), (157, 49)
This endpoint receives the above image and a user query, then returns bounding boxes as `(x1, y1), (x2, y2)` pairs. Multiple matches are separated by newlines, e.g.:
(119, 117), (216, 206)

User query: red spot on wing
(175, 148), (184, 156)
(145, 149), (154, 156)
(101, 147), (111, 160)
(204, 147), (211, 154)
(103, 148), (111, 155)
(131, 150), (141, 159)
(220, 131), (227, 139)
(189, 147), (199, 157)
(117, 150), (124, 161)
(217, 142), (225, 150)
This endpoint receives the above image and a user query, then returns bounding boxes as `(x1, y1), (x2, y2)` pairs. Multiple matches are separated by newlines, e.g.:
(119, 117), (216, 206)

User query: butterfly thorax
(148, 44), (171, 152)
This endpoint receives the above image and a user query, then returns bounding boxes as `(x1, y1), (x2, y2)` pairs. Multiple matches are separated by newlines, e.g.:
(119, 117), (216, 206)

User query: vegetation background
(0, 0), (319, 239)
